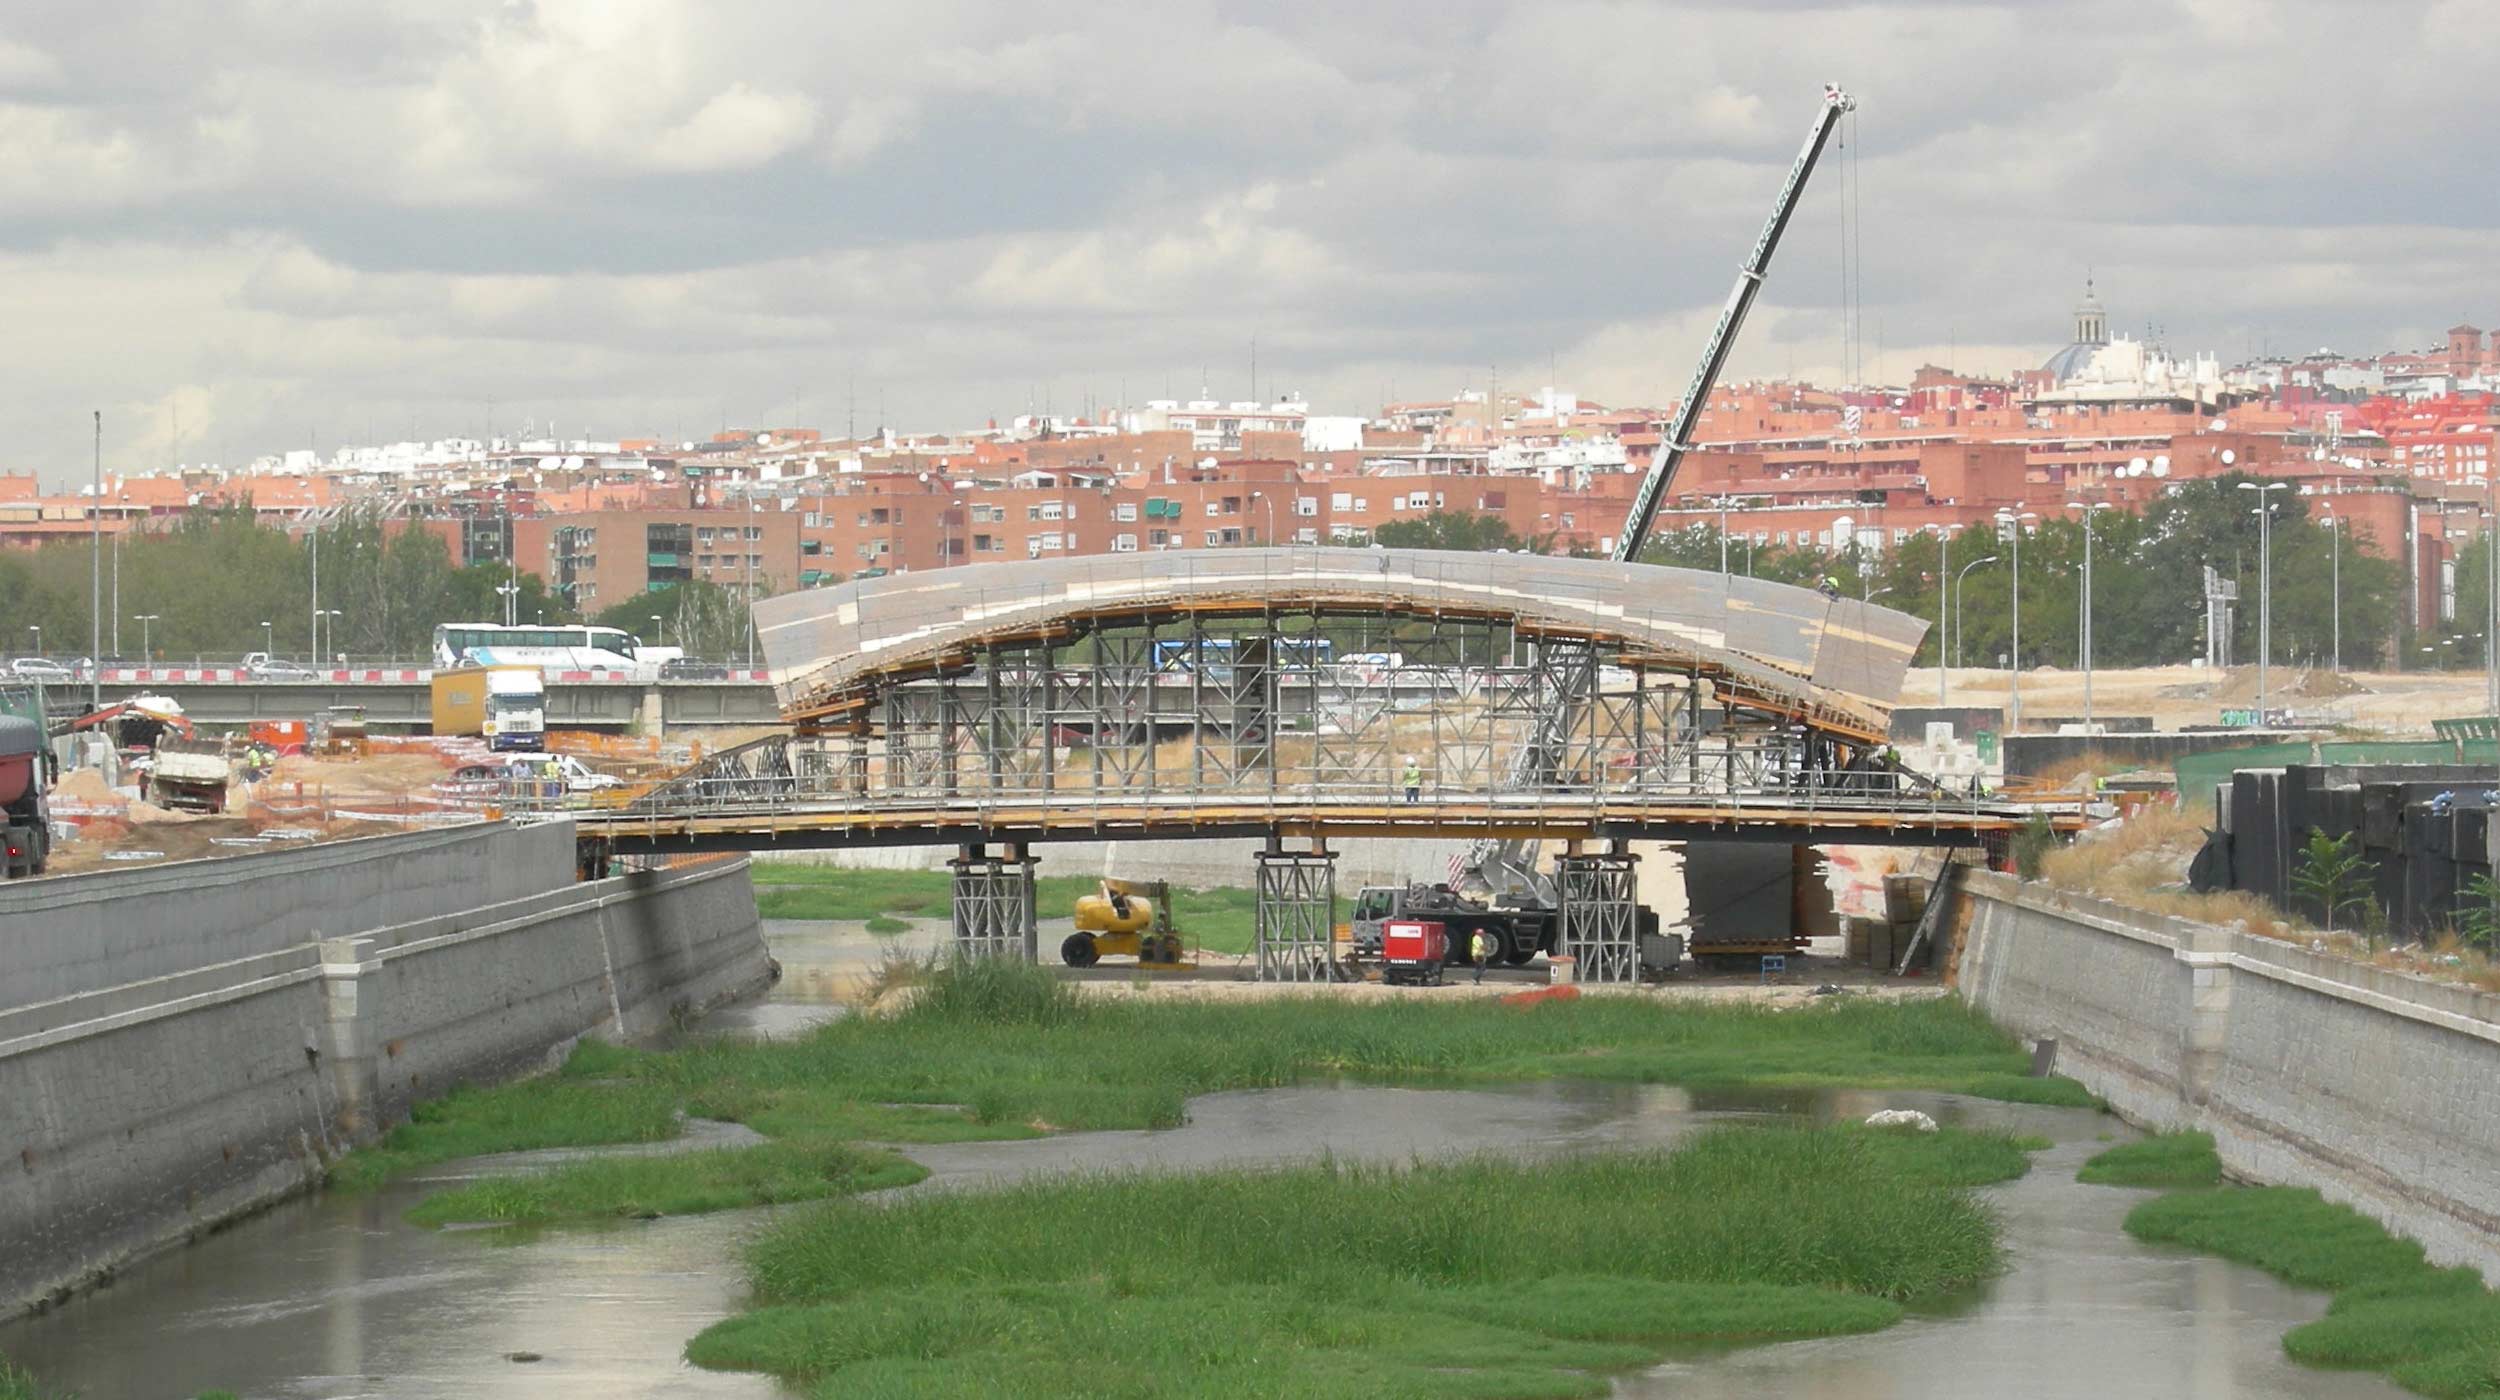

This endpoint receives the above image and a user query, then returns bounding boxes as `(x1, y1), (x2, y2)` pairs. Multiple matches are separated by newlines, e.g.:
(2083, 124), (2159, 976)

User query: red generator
(1381, 919), (1449, 986)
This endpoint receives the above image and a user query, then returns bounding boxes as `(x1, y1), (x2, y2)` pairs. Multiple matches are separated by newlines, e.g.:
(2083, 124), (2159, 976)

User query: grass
(403, 1139), (926, 1227)
(750, 863), (1265, 954)
(0, 1361), (51, 1400)
(689, 1122), (2038, 1397)
(2076, 1131), (2222, 1188)
(338, 959), (2089, 1230)
(2116, 1174), (2500, 1397)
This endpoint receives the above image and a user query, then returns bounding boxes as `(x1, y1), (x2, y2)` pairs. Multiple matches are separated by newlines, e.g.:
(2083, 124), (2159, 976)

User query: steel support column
(949, 842), (1037, 961)
(1557, 845), (1639, 984)
(1253, 839), (1338, 982)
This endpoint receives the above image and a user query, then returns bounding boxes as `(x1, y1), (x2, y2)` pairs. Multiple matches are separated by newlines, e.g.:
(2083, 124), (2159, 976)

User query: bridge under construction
(573, 549), (2074, 982)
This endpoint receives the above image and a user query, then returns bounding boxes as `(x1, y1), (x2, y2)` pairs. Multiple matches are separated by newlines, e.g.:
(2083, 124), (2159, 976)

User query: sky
(6, 0), (2499, 486)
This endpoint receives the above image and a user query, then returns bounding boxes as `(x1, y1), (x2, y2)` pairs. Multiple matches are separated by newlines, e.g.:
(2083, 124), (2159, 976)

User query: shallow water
(0, 920), (2404, 1399)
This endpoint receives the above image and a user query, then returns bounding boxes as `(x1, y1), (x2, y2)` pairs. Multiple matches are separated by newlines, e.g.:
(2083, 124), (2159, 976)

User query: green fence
(2174, 738), (2500, 812)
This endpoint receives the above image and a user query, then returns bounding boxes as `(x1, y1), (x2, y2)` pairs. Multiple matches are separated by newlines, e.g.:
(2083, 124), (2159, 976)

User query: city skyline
(6, 0), (2500, 485)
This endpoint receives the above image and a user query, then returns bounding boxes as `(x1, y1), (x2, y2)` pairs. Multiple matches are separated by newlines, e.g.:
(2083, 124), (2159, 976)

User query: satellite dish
(2213, 418), (2229, 430)
(2312, 447), (2327, 461)
(2151, 461), (2171, 478)
(2153, 454), (2170, 471)
(2130, 456), (2149, 473)
(2219, 449), (2235, 465)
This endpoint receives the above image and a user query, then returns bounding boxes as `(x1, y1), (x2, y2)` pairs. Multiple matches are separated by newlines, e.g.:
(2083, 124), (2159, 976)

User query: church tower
(2073, 277), (2108, 347)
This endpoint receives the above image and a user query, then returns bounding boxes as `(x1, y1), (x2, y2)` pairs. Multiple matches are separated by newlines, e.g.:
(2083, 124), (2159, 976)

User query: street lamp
(2323, 507), (2341, 675)
(2237, 481), (2290, 718)
(133, 613), (159, 662)
(2066, 501), (2112, 733)
(26, 624), (39, 657)
(495, 580), (520, 628)
(1249, 490), (1278, 545)
(1713, 496), (1733, 576)
(1996, 507), (2039, 732)
(1945, 554), (1999, 707)
(259, 620), (272, 657)
(318, 609), (342, 665)
(649, 614), (665, 652)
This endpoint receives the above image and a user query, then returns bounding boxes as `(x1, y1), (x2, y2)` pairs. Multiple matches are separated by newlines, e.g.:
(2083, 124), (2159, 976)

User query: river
(0, 920), (2402, 1399)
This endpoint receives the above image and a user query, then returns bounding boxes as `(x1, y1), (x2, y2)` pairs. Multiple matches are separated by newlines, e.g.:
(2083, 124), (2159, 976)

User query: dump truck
(148, 740), (234, 813)
(430, 665), (545, 752)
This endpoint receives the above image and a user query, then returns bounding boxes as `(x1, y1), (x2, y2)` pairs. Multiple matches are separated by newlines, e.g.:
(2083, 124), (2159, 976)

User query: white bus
(431, 624), (681, 680)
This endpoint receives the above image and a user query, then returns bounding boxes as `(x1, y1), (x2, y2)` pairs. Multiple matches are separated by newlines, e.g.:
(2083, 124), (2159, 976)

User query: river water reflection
(0, 921), (2405, 1399)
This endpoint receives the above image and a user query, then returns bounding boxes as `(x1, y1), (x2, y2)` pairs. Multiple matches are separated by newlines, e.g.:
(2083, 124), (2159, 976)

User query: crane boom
(1456, 84), (1857, 910)
(1612, 83), (1855, 562)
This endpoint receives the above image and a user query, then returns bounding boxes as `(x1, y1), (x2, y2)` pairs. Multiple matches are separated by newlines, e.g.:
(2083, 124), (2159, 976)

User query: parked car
(659, 658), (732, 681)
(7, 658), (69, 679)
(242, 652), (317, 680)
(447, 754), (623, 795)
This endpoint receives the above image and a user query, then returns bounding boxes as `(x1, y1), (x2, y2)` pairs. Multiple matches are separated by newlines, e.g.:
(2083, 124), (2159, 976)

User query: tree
(593, 580), (752, 661)
(2291, 829), (2374, 937)
(2456, 871), (2500, 953)
(1371, 511), (1550, 554)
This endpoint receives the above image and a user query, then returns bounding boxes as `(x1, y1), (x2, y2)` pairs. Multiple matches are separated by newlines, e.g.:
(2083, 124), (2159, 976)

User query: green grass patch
(326, 1068), (681, 1192)
(749, 864), (1264, 954)
(691, 1123), (2033, 1396)
(404, 1139), (925, 1227)
(2126, 1185), (2500, 1397)
(0, 1359), (56, 1400)
(861, 914), (911, 935)
(2077, 1131), (2222, 1188)
(355, 962), (2085, 1227)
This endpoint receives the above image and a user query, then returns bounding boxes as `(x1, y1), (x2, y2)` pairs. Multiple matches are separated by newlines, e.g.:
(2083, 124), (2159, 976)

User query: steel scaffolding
(1253, 841), (1339, 982)
(949, 843), (1036, 961)
(1557, 847), (1640, 984)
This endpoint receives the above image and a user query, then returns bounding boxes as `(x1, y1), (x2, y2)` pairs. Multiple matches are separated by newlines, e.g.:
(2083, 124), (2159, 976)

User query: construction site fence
(2174, 738), (2500, 811)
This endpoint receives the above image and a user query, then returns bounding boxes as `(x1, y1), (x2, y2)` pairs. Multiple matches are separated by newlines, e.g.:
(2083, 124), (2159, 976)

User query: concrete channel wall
(1954, 869), (2500, 1279)
(0, 821), (772, 1317)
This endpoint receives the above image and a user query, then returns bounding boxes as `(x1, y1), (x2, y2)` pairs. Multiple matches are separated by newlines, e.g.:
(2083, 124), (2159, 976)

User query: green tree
(2290, 829), (2374, 936)
(1371, 511), (1550, 553)
(2455, 871), (2500, 952)
(593, 580), (752, 661)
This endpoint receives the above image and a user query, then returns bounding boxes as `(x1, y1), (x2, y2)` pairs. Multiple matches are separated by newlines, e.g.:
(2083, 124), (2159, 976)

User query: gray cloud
(3, 0), (2497, 483)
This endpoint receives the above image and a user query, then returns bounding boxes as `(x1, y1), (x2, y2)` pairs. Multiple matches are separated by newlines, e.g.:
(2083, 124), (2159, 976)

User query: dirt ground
(1905, 663), (2486, 735)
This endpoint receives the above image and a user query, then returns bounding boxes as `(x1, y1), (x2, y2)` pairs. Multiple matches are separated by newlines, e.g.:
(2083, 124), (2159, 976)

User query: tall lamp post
(2323, 507), (2341, 675)
(1996, 507), (2038, 732)
(318, 609), (342, 666)
(259, 621), (272, 658)
(2066, 501), (2111, 732)
(1249, 490), (1277, 545)
(1946, 553), (1999, 707)
(649, 614), (665, 652)
(134, 614), (159, 663)
(2237, 481), (2289, 718)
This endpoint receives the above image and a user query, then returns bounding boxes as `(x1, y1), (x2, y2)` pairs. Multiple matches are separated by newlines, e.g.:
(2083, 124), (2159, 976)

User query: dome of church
(2041, 278), (2110, 382)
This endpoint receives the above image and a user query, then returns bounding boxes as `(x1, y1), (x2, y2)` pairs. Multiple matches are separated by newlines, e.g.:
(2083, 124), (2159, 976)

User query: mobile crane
(1447, 84), (1859, 937)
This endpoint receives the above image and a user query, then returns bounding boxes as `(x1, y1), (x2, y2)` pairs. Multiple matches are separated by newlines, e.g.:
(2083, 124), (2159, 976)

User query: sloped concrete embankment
(1954, 869), (2500, 1278)
(0, 820), (771, 1316)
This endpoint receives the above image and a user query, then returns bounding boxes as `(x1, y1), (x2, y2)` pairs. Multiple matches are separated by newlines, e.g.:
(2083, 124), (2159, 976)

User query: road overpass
(79, 678), (780, 733)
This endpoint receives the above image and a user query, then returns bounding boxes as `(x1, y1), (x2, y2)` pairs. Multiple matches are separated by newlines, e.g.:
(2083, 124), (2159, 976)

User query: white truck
(430, 666), (547, 752)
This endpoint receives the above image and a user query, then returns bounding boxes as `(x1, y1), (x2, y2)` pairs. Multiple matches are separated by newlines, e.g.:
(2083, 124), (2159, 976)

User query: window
(1330, 492), (1352, 511)
(1113, 532), (1138, 552)
(1115, 502), (1137, 522)
(1406, 491), (1433, 510)
(973, 503), (1005, 523)
(1204, 500), (1220, 517)
(1204, 529), (1222, 546)
(1150, 528), (1169, 547)
(1038, 501), (1065, 521)
(1295, 496), (1318, 517)
(1353, 497), (1368, 513)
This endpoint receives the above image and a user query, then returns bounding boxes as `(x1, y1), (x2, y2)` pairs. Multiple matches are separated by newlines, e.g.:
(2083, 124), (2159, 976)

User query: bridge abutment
(949, 843), (1037, 961)
(1558, 842), (1640, 983)
(1253, 838), (1340, 982)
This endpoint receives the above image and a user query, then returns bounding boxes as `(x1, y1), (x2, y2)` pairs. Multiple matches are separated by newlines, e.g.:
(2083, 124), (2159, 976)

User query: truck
(1, 683), (53, 877)
(149, 739), (234, 813)
(1351, 880), (1662, 972)
(430, 665), (546, 752)
(0, 711), (49, 877)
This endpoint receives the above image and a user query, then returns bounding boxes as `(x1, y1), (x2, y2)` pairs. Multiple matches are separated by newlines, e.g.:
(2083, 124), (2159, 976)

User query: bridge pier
(949, 842), (1037, 962)
(1557, 842), (1639, 984)
(1253, 837), (1339, 982)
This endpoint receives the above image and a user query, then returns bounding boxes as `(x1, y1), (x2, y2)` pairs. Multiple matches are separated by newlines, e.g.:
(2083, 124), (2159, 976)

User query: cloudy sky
(6, 0), (2497, 485)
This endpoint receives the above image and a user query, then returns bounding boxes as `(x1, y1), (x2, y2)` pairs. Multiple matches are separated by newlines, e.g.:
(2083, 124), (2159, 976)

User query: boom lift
(1458, 83), (1857, 911)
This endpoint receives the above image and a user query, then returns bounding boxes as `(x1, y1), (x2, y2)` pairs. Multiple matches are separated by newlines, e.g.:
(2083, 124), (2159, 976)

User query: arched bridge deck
(577, 550), (2076, 857)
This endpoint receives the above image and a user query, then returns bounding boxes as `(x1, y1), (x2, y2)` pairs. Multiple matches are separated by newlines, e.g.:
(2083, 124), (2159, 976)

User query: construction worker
(1470, 928), (1494, 983)
(1401, 755), (1422, 804)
